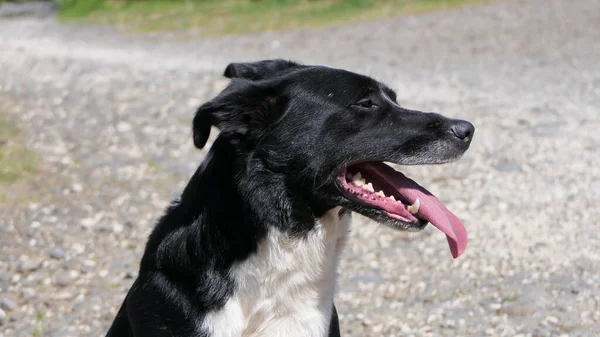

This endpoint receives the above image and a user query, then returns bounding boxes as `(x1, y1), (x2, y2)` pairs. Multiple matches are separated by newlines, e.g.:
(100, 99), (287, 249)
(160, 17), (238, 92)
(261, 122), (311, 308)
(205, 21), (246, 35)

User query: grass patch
(0, 113), (39, 203)
(502, 293), (520, 303)
(58, 0), (494, 36)
(0, 116), (38, 184)
(32, 327), (44, 337)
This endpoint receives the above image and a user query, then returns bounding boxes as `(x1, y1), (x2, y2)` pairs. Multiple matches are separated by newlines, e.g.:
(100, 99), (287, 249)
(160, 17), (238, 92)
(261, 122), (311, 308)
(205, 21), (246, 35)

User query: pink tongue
(368, 163), (468, 258)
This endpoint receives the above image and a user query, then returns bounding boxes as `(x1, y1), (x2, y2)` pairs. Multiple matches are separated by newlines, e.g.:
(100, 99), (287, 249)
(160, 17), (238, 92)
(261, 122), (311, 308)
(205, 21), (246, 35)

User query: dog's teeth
(365, 183), (375, 192)
(407, 199), (420, 214)
(352, 172), (365, 186)
(388, 195), (396, 201)
(377, 190), (385, 197)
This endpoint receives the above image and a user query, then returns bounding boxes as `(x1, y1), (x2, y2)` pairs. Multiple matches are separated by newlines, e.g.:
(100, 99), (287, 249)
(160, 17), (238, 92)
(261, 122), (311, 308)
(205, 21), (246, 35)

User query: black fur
(106, 59), (474, 337)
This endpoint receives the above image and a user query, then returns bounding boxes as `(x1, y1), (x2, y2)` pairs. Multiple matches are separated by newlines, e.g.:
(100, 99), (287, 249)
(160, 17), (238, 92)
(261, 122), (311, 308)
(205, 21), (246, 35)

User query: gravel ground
(1, 0), (599, 336)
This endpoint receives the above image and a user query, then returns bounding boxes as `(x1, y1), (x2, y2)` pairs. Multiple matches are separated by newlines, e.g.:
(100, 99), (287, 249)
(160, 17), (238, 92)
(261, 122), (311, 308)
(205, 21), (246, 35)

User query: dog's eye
(354, 99), (377, 109)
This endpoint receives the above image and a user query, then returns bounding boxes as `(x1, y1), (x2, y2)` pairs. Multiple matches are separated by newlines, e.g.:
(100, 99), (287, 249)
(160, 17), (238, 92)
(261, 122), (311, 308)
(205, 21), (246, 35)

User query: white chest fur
(201, 207), (351, 337)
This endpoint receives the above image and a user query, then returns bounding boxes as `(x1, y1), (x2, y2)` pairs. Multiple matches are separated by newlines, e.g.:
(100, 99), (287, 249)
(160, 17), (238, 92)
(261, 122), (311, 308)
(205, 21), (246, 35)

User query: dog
(105, 59), (474, 337)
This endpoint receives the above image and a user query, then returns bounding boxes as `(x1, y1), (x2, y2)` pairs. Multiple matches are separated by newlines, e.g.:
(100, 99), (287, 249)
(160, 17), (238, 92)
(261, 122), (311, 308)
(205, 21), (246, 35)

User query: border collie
(106, 59), (474, 337)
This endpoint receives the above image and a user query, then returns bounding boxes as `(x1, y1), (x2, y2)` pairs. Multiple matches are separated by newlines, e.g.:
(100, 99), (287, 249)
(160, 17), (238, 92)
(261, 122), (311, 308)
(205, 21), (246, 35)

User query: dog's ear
(223, 59), (302, 81)
(193, 80), (285, 149)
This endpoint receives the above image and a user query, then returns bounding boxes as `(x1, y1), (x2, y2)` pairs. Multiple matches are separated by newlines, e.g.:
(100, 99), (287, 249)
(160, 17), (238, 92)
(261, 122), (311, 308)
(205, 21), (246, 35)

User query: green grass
(58, 0), (494, 36)
(502, 293), (521, 303)
(32, 327), (44, 337)
(0, 115), (39, 187)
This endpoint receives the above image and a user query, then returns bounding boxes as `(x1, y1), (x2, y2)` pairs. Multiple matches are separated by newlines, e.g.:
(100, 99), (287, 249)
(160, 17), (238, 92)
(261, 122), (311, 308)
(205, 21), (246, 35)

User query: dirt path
(1, 0), (599, 336)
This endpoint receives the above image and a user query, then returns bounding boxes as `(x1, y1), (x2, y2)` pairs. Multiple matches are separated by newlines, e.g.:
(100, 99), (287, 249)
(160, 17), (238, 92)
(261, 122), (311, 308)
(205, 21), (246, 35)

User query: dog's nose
(450, 120), (474, 142)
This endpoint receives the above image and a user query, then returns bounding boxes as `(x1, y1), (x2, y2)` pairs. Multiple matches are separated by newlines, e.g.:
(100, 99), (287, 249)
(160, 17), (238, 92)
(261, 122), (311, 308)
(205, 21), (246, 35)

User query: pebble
(49, 247), (65, 259)
(0, 308), (6, 325)
(18, 259), (41, 272)
(21, 288), (36, 299)
(545, 316), (559, 325)
(0, 298), (17, 311)
(54, 271), (73, 286)
(81, 217), (97, 228)
(489, 303), (503, 310)
(117, 122), (132, 132)
(81, 259), (97, 273)
(9, 311), (25, 322)
(494, 162), (522, 172)
(125, 270), (138, 279)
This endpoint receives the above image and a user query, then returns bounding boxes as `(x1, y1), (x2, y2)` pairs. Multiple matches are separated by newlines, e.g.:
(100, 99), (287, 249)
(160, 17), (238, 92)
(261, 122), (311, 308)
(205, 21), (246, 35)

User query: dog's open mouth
(339, 161), (467, 258)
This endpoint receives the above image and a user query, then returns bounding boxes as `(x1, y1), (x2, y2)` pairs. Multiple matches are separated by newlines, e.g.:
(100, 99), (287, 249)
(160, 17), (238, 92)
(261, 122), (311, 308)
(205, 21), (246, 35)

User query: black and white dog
(106, 60), (474, 337)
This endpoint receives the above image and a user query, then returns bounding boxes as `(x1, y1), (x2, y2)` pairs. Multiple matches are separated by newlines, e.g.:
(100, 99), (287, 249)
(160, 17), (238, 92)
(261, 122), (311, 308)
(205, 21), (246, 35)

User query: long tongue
(368, 162), (468, 258)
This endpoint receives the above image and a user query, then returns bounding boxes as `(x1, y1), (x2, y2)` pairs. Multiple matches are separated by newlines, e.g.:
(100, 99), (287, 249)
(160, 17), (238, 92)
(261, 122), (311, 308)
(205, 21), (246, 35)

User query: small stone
(81, 217), (96, 228)
(545, 316), (559, 325)
(21, 288), (36, 299)
(0, 298), (17, 311)
(112, 223), (124, 233)
(116, 122), (132, 132)
(48, 247), (65, 259)
(54, 291), (74, 300)
(81, 260), (97, 273)
(0, 308), (6, 325)
(72, 243), (85, 254)
(18, 259), (41, 272)
(74, 293), (85, 303)
(54, 271), (73, 287)
(489, 303), (502, 310)
(71, 183), (83, 192)
(494, 162), (522, 172)
(125, 270), (138, 279)
(30, 221), (41, 229)
(441, 319), (456, 329)
(9, 311), (25, 322)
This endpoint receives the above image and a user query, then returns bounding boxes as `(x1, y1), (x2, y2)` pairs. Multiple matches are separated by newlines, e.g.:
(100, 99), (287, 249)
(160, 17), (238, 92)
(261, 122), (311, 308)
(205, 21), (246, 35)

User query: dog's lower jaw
(201, 207), (350, 337)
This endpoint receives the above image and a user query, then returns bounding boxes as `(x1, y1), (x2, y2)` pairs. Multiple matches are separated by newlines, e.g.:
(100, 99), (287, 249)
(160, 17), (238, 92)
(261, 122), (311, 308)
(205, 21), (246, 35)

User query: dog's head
(194, 59), (474, 258)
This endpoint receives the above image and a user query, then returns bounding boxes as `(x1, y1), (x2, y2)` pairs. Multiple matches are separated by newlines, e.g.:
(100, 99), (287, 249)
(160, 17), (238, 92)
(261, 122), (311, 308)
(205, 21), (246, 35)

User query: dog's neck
(167, 137), (322, 263)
